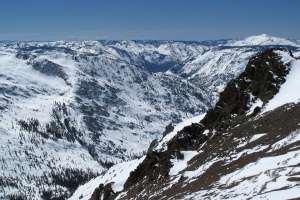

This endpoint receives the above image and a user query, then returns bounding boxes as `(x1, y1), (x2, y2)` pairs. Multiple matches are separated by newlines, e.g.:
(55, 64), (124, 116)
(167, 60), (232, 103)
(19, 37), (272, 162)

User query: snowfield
(227, 34), (300, 47)
(263, 54), (300, 113)
(0, 35), (300, 199)
(69, 156), (145, 200)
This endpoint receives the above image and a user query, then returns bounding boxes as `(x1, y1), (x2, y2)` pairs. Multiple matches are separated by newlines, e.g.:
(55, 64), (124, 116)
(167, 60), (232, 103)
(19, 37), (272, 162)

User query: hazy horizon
(1, 0), (300, 41)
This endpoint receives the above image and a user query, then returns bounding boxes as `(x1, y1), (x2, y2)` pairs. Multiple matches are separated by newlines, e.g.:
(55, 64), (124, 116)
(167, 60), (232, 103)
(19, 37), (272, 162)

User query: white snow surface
(248, 133), (267, 143)
(69, 156), (145, 200)
(269, 130), (300, 152)
(219, 149), (300, 197)
(263, 53), (300, 113)
(246, 98), (263, 116)
(227, 34), (300, 47)
(168, 47), (258, 103)
(181, 130), (300, 200)
(155, 114), (206, 151)
(0, 41), (211, 199)
(1, 36), (300, 199)
(169, 151), (198, 176)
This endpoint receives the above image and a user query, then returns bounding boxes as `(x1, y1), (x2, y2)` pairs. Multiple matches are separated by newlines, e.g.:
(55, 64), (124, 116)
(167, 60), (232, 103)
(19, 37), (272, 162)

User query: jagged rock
(124, 151), (173, 190)
(15, 52), (31, 60)
(112, 48), (300, 200)
(162, 123), (174, 137)
(202, 48), (292, 130)
(90, 183), (115, 200)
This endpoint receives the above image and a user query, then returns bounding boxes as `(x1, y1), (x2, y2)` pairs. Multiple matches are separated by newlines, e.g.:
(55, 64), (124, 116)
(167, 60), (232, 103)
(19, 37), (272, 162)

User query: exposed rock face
(90, 183), (115, 200)
(162, 123), (174, 137)
(119, 102), (300, 200)
(201, 48), (292, 130)
(124, 150), (173, 190)
(163, 48), (292, 158)
(102, 48), (300, 200)
(31, 59), (68, 81)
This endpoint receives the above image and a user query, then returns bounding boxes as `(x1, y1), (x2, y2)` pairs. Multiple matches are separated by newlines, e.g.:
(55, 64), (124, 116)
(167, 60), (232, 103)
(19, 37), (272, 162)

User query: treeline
(18, 102), (83, 143)
(0, 167), (99, 200)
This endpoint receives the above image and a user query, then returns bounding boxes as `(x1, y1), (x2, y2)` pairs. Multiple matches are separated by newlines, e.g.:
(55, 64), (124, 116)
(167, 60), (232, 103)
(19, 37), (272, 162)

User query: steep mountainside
(0, 35), (299, 199)
(0, 43), (210, 199)
(167, 34), (300, 104)
(71, 48), (300, 200)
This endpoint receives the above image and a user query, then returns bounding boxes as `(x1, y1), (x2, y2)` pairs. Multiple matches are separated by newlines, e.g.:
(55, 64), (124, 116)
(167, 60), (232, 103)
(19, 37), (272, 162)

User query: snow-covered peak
(262, 51), (300, 113)
(227, 34), (300, 47)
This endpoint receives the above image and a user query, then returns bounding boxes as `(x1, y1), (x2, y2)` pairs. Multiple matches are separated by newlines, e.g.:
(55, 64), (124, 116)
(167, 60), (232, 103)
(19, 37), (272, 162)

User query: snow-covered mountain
(167, 34), (300, 104)
(226, 34), (300, 46)
(0, 41), (211, 199)
(0, 35), (299, 199)
(71, 48), (300, 200)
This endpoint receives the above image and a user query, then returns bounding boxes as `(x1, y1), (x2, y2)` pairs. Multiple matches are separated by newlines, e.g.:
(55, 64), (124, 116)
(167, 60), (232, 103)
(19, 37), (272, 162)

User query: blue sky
(1, 0), (299, 41)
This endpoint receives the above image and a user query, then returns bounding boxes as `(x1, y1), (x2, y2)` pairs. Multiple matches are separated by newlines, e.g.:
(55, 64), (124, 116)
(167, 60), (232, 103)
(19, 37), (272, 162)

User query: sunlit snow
(263, 55), (300, 113)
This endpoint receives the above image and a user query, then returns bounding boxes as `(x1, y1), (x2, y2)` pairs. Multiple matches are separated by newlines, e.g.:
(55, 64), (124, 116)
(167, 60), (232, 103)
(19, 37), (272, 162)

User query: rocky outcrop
(29, 58), (70, 85)
(201, 48), (292, 130)
(166, 48), (292, 156)
(120, 101), (300, 200)
(116, 48), (297, 199)
(124, 151), (173, 190)
(90, 183), (115, 200)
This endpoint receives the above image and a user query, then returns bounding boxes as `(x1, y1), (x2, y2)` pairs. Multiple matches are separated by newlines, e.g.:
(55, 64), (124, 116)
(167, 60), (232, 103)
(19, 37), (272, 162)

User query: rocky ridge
(72, 48), (300, 200)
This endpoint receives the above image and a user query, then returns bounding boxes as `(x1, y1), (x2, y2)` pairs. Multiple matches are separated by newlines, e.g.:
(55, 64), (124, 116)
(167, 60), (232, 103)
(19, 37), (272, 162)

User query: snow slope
(80, 48), (300, 200)
(167, 47), (257, 100)
(0, 35), (299, 199)
(0, 41), (210, 199)
(69, 156), (145, 200)
(263, 51), (300, 113)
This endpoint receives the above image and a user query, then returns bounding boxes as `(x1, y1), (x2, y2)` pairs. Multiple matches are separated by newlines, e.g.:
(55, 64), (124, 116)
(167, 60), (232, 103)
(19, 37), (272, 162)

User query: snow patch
(247, 98), (263, 116)
(263, 58), (300, 113)
(183, 157), (221, 181)
(69, 156), (145, 200)
(226, 145), (269, 164)
(155, 114), (206, 151)
(268, 130), (300, 152)
(221, 150), (300, 186)
(249, 133), (267, 143)
(251, 186), (300, 200)
(203, 129), (209, 136)
(169, 151), (198, 176)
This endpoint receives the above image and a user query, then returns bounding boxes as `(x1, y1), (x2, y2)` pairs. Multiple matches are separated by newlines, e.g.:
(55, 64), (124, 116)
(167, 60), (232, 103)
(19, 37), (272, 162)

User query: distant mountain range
(0, 34), (299, 199)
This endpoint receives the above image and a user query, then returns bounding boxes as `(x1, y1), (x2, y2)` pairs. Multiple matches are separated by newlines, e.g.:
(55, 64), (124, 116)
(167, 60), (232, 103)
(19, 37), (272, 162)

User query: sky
(0, 0), (300, 41)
